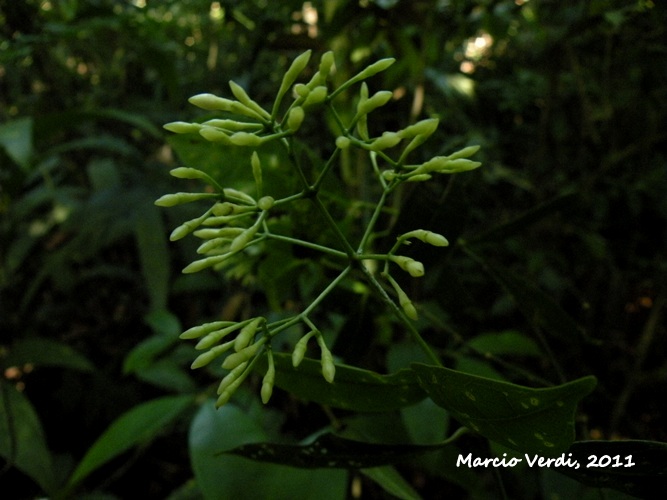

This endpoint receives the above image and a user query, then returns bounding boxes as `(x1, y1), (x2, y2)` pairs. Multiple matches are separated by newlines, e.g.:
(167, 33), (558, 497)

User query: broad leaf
(0, 380), (57, 494)
(557, 440), (667, 498)
(190, 402), (347, 500)
(411, 364), (596, 456)
(67, 395), (194, 488)
(361, 467), (422, 500)
(0, 117), (33, 169)
(255, 352), (427, 412)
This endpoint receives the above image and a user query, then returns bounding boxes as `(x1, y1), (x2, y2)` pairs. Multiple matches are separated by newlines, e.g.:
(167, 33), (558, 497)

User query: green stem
(264, 233), (348, 259)
(302, 266), (352, 317)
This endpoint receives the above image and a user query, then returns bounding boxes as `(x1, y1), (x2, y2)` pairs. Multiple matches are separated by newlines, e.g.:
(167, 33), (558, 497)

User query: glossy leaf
(557, 440), (667, 498)
(411, 364), (596, 456)
(255, 352), (427, 412)
(0, 117), (33, 169)
(0, 380), (57, 493)
(67, 395), (194, 488)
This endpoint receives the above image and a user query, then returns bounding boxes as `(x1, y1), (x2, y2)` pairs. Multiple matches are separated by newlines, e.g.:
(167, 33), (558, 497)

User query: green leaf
(467, 330), (542, 357)
(1, 338), (94, 372)
(190, 402), (347, 500)
(255, 353), (427, 412)
(0, 380), (57, 494)
(67, 395), (194, 488)
(557, 440), (667, 498)
(0, 117), (33, 169)
(225, 432), (447, 469)
(135, 204), (170, 312)
(361, 467), (422, 500)
(411, 364), (596, 456)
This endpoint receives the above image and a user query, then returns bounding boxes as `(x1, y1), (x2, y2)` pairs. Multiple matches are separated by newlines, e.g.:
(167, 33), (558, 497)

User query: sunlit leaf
(411, 364), (596, 455)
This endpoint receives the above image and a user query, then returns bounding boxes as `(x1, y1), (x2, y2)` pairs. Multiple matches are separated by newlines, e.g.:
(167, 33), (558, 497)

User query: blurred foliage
(0, 0), (665, 499)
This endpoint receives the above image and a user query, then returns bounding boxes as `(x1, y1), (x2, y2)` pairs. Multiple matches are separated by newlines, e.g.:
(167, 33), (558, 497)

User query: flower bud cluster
(291, 330), (336, 384)
(179, 317), (269, 407)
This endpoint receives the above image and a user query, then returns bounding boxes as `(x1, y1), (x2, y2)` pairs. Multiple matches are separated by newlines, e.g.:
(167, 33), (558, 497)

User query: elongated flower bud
(357, 90), (393, 115)
(406, 174), (432, 182)
(342, 58), (395, 90)
(180, 321), (237, 340)
(261, 351), (275, 404)
(447, 145), (480, 160)
(221, 340), (263, 370)
(202, 119), (263, 132)
(228, 80), (271, 120)
(292, 331), (315, 367)
(169, 210), (213, 241)
(154, 192), (219, 207)
(233, 318), (262, 352)
(229, 131), (263, 147)
(164, 121), (202, 134)
(169, 167), (212, 182)
(199, 126), (233, 144)
(304, 86), (327, 106)
(251, 151), (262, 196)
(195, 323), (245, 350)
(217, 361), (248, 395)
(229, 224), (260, 252)
(274, 50), (312, 112)
(368, 132), (401, 151)
(386, 274), (418, 321)
(194, 227), (245, 240)
(182, 253), (232, 274)
(189, 93), (234, 111)
(190, 341), (234, 369)
(286, 106), (305, 131)
(401, 229), (449, 247)
(196, 237), (230, 254)
(316, 335), (335, 383)
(391, 255), (425, 277)
(397, 118), (439, 139)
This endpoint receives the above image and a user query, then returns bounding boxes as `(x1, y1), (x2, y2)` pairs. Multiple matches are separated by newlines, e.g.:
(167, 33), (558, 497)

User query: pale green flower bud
(180, 321), (236, 340)
(261, 352), (275, 404)
(286, 106), (305, 131)
(196, 237), (229, 254)
(292, 331), (315, 367)
(391, 255), (425, 277)
(336, 136), (351, 149)
(194, 227), (245, 239)
(274, 50), (312, 112)
(257, 196), (274, 211)
(447, 145), (480, 160)
(318, 51), (335, 79)
(217, 361), (248, 394)
(229, 131), (263, 147)
(221, 340), (263, 370)
(397, 118), (439, 139)
(343, 58), (395, 89)
(382, 170), (398, 181)
(169, 211), (212, 241)
(223, 188), (256, 205)
(402, 229), (449, 247)
(304, 86), (327, 106)
(182, 253), (232, 274)
(163, 121), (202, 134)
(190, 341), (235, 369)
(357, 90), (393, 115)
(228, 80), (271, 121)
(195, 323), (244, 349)
(154, 192), (218, 207)
(438, 158), (482, 173)
(321, 349), (336, 383)
(199, 126), (233, 144)
(294, 83), (310, 98)
(212, 202), (234, 216)
(233, 318), (262, 352)
(406, 174), (432, 182)
(202, 119), (263, 132)
(229, 223), (260, 252)
(386, 274), (418, 321)
(251, 151), (262, 195)
(189, 93), (234, 111)
(369, 132), (401, 151)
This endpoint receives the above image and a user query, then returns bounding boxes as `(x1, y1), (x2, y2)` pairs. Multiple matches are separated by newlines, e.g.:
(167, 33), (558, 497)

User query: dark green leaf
(1, 338), (94, 372)
(225, 432), (448, 469)
(0, 117), (33, 169)
(557, 440), (667, 498)
(361, 467), (422, 500)
(411, 363), (596, 455)
(67, 395), (195, 488)
(190, 402), (347, 500)
(0, 381), (57, 493)
(135, 204), (170, 312)
(255, 353), (427, 412)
